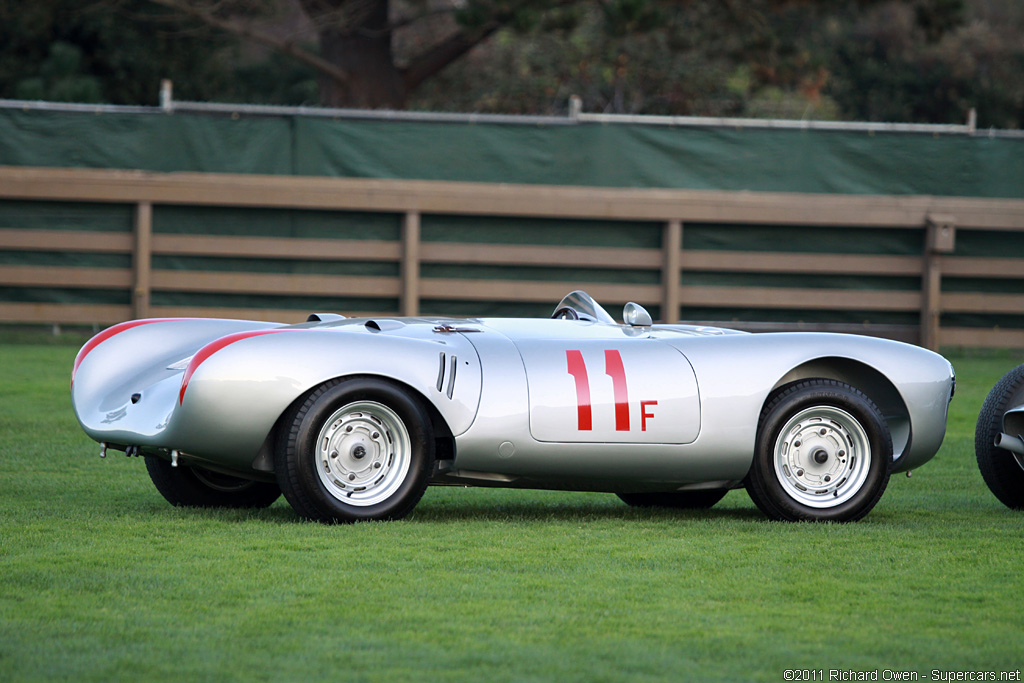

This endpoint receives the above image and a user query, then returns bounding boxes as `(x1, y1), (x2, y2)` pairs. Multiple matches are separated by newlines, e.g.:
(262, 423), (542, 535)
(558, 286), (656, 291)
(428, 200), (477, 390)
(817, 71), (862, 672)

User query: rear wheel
(975, 364), (1024, 509)
(275, 377), (435, 523)
(145, 456), (281, 508)
(617, 490), (727, 509)
(745, 379), (892, 522)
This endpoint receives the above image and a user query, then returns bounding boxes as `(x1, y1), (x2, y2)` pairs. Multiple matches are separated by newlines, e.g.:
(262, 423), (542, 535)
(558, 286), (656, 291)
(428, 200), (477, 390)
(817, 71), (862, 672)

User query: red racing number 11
(566, 349), (657, 432)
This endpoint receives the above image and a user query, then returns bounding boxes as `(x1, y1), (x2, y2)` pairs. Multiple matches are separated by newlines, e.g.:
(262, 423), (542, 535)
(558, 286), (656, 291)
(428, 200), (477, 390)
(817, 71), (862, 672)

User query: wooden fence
(2, 165), (1024, 349)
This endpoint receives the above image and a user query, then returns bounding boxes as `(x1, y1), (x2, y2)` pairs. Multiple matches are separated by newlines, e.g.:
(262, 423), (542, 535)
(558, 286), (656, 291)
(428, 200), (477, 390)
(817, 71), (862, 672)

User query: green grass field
(2, 333), (1023, 682)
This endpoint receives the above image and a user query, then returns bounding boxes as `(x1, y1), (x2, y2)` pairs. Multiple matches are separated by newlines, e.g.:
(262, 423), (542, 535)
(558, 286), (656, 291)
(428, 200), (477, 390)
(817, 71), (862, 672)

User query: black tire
(617, 490), (728, 509)
(275, 377), (435, 523)
(745, 379), (892, 522)
(145, 455), (281, 508)
(975, 363), (1024, 509)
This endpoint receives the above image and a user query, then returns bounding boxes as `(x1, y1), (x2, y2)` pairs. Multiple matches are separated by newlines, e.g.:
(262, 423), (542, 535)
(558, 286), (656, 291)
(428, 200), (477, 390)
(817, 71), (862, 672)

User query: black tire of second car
(975, 363), (1024, 509)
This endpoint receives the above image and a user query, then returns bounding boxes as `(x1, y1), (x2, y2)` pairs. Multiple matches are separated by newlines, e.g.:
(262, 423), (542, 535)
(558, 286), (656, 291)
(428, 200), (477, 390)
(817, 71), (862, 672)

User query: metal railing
(4, 96), (1022, 138)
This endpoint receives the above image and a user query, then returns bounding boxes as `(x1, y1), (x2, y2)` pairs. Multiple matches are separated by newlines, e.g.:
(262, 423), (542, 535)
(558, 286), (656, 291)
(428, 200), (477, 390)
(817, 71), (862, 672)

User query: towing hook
(99, 442), (107, 458)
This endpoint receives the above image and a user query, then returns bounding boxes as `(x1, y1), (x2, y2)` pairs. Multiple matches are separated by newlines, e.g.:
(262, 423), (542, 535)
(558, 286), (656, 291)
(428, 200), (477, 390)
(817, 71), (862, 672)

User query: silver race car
(71, 291), (955, 523)
(975, 363), (1024, 509)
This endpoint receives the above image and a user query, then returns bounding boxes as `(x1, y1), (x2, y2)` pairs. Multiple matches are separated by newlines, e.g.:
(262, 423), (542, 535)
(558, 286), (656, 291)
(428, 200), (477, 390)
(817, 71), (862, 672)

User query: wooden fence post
(132, 201), (152, 320)
(662, 220), (682, 322)
(920, 214), (956, 350)
(401, 211), (421, 317)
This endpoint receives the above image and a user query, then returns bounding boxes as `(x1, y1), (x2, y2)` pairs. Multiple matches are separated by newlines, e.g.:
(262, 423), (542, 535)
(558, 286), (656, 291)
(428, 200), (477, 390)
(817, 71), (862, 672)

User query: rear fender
(71, 318), (282, 443)
(170, 328), (481, 468)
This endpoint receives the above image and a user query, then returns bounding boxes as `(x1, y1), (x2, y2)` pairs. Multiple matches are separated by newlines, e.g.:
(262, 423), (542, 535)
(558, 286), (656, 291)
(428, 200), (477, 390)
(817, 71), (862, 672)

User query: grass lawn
(2, 332), (1023, 682)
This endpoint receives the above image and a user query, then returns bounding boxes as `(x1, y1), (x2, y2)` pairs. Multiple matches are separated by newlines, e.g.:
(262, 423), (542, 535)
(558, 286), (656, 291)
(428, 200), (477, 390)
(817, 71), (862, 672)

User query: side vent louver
(436, 352), (457, 399)
(447, 356), (457, 399)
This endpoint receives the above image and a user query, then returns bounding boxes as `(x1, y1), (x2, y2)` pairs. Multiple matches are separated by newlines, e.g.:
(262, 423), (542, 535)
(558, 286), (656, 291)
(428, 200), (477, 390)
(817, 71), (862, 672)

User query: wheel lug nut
(824, 475), (831, 483)
(819, 428), (827, 435)
(794, 440), (801, 447)
(374, 463), (382, 469)
(330, 450), (338, 459)
(346, 426), (353, 433)
(372, 431), (380, 439)
(796, 468), (804, 477)
(348, 474), (355, 481)
(838, 450), (846, 457)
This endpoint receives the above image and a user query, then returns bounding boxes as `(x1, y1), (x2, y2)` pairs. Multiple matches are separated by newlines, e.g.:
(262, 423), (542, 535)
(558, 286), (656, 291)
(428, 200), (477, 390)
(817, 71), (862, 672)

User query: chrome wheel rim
(773, 405), (872, 509)
(315, 401), (411, 507)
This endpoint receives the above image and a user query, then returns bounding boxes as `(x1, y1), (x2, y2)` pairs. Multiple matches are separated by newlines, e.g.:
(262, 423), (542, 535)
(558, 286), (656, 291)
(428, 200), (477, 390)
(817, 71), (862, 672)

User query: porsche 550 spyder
(71, 291), (955, 523)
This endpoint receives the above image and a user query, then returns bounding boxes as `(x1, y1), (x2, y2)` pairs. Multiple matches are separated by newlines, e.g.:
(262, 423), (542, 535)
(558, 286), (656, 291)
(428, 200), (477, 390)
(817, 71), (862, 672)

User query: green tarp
(2, 106), (1023, 330)
(1, 108), (1022, 197)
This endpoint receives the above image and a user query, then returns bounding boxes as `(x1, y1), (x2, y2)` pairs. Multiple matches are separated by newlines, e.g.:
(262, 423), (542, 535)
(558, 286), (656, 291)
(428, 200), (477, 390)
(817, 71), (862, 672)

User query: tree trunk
(314, 0), (407, 108)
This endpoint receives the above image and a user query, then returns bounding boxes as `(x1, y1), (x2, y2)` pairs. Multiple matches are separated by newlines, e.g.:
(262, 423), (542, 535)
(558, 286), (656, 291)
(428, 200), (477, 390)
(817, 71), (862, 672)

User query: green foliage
(598, 0), (665, 36)
(0, 0), (1021, 125)
(914, 0), (965, 42)
(13, 42), (103, 103)
(415, 2), (822, 117)
(0, 0), (318, 106)
(821, 1), (1023, 127)
(414, 0), (1023, 126)
(1, 341), (1023, 679)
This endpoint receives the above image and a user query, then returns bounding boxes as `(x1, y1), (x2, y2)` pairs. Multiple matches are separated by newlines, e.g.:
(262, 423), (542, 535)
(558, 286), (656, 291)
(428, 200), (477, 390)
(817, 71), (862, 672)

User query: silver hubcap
(315, 401), (411, 507)
(773, 405), (871, 508)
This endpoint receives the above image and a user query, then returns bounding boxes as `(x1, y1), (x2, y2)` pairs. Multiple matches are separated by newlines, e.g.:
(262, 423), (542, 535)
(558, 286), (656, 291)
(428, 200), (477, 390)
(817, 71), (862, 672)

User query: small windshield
(551, 291), (616, 324)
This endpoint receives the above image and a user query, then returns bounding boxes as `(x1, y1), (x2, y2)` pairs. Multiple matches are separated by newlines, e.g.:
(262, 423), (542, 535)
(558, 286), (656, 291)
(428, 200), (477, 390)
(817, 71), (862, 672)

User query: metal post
(132, 202), (153, 319)
(401, 211), (421, 317)
(662, 220), (682, 322)
(160, 80), (174, 113)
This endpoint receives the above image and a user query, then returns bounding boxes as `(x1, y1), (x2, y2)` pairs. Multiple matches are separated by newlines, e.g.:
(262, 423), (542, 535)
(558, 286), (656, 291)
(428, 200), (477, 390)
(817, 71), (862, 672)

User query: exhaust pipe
(994, 432), (1024, 456)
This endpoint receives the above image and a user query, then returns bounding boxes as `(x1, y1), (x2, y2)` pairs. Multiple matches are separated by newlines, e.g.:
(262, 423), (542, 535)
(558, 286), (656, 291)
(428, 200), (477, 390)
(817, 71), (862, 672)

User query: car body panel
(71, 292), (954, 495)
(73, 317), (483, 471)
(517, 337), (700, 445)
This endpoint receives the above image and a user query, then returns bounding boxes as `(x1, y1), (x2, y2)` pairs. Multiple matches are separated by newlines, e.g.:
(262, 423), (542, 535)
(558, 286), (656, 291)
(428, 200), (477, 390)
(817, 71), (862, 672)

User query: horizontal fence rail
(2, 166), (1024, 348)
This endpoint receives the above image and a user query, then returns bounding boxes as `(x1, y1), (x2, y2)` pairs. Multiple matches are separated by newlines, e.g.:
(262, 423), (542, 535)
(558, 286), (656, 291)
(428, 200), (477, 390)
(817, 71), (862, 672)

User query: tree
(810, 0), (1023, 127)
(3, 0), (1020, 126)
(135, 0), (581, 108)
(0, 0), (245, 104)
(129, 0), (845, 109)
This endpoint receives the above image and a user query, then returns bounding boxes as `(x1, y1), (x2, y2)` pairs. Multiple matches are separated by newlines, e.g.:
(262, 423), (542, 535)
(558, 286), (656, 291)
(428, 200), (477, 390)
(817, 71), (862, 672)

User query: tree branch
(401, 0), (582, 92)
(400, 24), (501, 92)
(143, 0), (350, 87)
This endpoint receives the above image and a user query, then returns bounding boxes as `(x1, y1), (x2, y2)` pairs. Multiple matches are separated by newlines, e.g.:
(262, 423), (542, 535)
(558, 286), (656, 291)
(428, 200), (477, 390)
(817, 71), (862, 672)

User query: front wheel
(745, 379), (892, 522)
(275, 378), (435, 523)
(144, 456), (281, 509)
(975, 363), (1024, 509)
